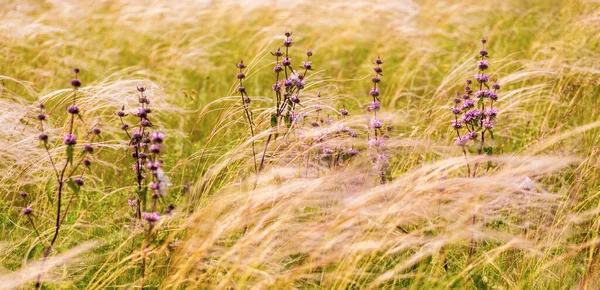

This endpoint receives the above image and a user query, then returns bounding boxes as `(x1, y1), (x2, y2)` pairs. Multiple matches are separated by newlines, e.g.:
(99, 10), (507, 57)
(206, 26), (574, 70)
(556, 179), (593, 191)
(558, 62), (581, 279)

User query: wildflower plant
(451, 37), (500, 177)
(26, 68), (102, 289)
(117, 85), (172, 287)
(236, 60), (258, 172)
(368, 57), (390, 183)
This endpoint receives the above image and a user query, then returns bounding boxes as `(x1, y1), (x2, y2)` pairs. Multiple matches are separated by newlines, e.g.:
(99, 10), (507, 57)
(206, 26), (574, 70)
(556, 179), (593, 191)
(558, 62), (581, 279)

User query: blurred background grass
(2, 0), (600, 288)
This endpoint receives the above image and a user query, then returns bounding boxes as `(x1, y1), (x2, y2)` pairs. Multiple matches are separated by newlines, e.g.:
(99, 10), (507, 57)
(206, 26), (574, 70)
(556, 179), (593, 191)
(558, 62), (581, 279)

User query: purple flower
(20, 191), (28, 198)
(140, 119), (150, 127)
(485, 107), (499, 117)
(373, 66), (383, 74)
(370, 119), (383, 129)
(132, 129), (142, 139)
(272, 82), (282, 92)
(373, 154), (390, 170)
(474, 74), (490, 83)
(273, 64), (283, 73)
(372, 76), (381, 83)
(147, 161), (159, 170)
(295, 80), (305, 89)
(489, 92), (498, 101)
(237, 86), (246, 93)
(302, 61), (312, 70)
(142, 211), (160, 223)
(452, 120), (462, 129)
(283, 38), (293, 47)
(474, 90), (491, 98)
(282, 57), (291, 66)
(67, 105), (79, 114)
(346, 148), (359, 156)
(368, 137), (385, 148)
(92, 128), (101, 135)
(149, 144), (162, 154)
(477, 60), (489, 70)
(483, 119), (495, 129)
(291, 95), (300, 103)
(462, 99), (476, 110)
(128, 200), (136, 207)
(451, 107), (461, 115)
(121, 123), (130, 130)
(368, 101), (381, 111)
(283, 78), (293, 87)
(63, 134), (77, 145)
(39, 133), (49, 141)
(136, 108), (147, 118)
(236, 72), (246, 79)
(454, 136), (470, 146)
(37, 114), (46, 121)
(480, 49), (488, 57)
(340, 108), (349, 116)
(117, 110), (126, 117)
(151, 132), (165, 144)
(467, 131), (478, 140)
(492, 82), (500, 90)
(83, 159), (91, 166)
(470, 109), (482, 118)
(313, 105), (324, 111)
(322, 147), (334, 155)
(22, 207), (33, 215)
(369, 88), (380, 97)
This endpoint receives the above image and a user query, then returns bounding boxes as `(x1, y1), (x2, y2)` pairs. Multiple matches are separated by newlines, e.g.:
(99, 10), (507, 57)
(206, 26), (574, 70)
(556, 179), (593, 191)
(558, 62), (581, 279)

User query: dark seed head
(92, 128), (101, 135)
(73, 68), (80, 74)
(37, 114), (46, 121)
(237, 61), (246, 69)
(22, 207), (33, 215)
(67, 105), (79, 114)
(71, 79), (81, 87)
(39, 133), (48, 141)
(74, 177), (84, 186)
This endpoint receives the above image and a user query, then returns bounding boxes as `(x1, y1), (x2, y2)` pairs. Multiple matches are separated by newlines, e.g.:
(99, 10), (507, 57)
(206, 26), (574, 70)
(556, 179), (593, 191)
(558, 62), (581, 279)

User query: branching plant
(117, 86), (172, 288)
(21, 68), (102, 289)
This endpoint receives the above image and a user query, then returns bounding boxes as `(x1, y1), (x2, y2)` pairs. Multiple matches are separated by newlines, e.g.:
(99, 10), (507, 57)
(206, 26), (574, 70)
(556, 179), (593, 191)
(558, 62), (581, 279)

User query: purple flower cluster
(366, 57), (390, 183)
(271, 32), (316, 128)
(142, 211), (160, 223)
(451, 38), (501, 160)
(117, 86), (171, 221)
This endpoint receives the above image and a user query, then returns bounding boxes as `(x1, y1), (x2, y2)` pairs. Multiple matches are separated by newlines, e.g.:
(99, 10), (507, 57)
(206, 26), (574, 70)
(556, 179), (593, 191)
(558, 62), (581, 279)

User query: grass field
(2, 0), (600, 289)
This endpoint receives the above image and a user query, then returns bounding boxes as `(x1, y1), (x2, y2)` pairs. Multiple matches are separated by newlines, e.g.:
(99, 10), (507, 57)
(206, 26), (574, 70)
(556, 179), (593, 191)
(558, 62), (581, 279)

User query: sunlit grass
(1, 0), (600, 288)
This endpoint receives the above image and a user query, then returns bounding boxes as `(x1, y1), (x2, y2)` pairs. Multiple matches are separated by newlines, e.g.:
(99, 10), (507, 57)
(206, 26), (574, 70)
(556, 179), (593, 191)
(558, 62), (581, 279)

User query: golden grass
(1, 0), (600, 289)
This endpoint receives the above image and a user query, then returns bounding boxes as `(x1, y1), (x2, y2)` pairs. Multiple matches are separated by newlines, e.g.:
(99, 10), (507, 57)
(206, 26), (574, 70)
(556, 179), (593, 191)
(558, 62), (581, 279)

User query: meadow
(1, 0), (600, 289)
